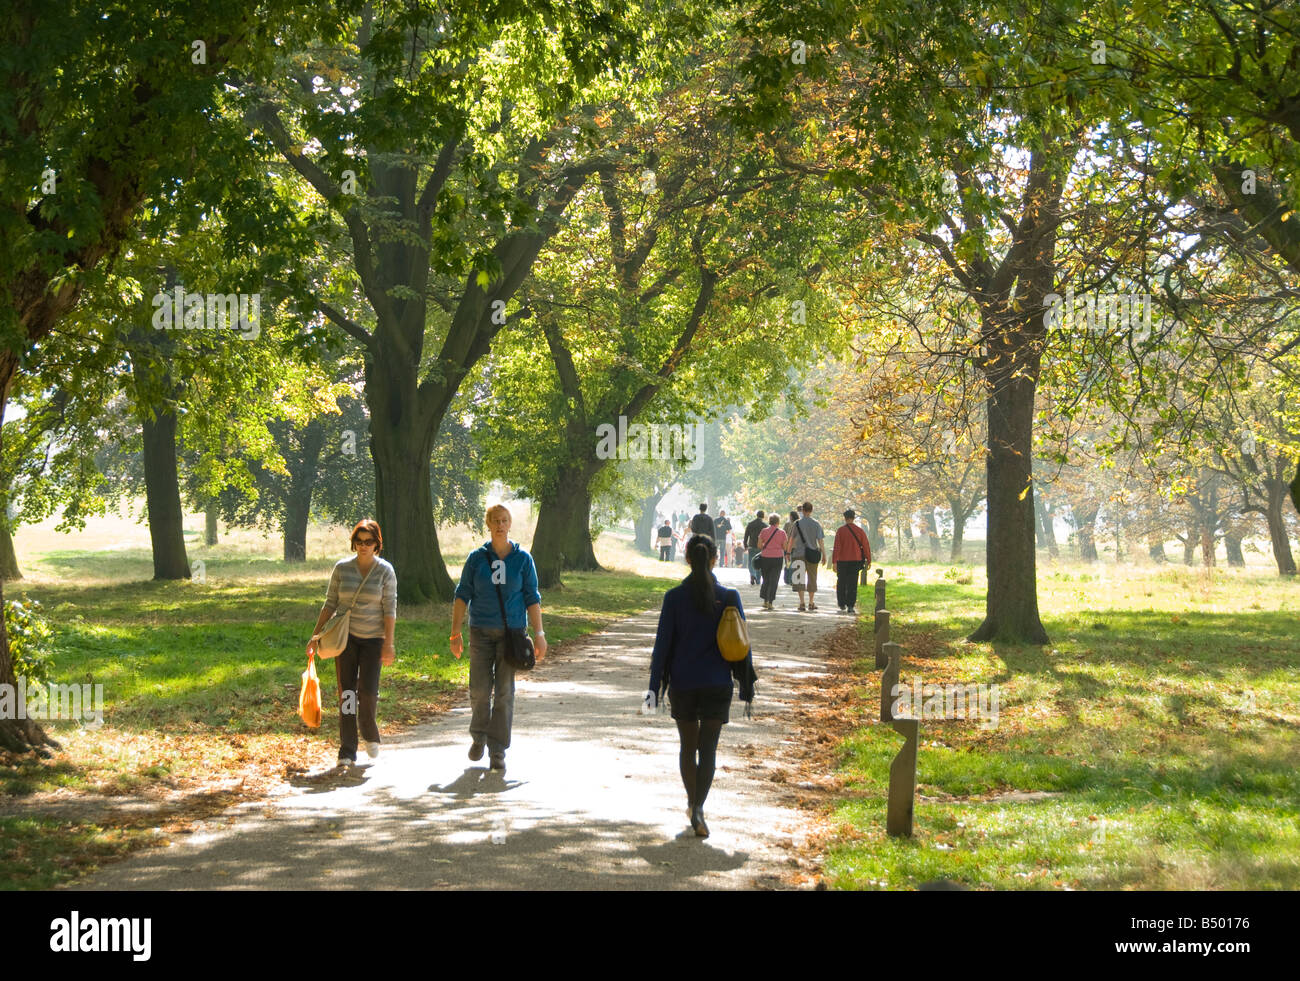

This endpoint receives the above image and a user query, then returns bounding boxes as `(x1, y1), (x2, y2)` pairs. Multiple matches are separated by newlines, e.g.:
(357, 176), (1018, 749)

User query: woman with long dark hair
(646, 533), (757, 838)
(306, 520), (398, 768)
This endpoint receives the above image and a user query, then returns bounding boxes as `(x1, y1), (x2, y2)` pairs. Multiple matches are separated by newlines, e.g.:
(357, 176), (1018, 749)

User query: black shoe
(690, 806), (709, 838)
(489, 753), (506, 771)
(469, 739), (485, 762)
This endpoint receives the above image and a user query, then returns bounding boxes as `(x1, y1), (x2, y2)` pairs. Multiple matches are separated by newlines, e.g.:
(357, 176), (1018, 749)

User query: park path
(74, 568), (849, 891)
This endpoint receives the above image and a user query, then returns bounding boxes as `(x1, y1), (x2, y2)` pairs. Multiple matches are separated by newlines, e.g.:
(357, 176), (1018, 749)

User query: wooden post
(881, 640), (917, 837)
(874, 568), (886, 612)
(874, 609), (890, 670)
(881, 641), (901, 722)
(888, 716), (919, 837)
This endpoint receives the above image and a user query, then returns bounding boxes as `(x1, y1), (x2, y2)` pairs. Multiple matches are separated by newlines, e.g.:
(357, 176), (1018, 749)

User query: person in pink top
(755, 514), (787, 610)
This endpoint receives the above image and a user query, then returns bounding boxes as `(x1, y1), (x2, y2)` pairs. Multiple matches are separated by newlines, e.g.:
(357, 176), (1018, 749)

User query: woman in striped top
(306, 520), (398, 769)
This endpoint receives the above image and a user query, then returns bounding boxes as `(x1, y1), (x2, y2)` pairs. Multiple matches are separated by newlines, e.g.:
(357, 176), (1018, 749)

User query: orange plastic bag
(299, 655), (322, 728)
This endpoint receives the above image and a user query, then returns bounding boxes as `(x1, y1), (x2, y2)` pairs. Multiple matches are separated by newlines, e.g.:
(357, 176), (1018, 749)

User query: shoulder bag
(716, 589), (750, 663)
(316, 561), (378, 659)
(795, 519), (822, 565)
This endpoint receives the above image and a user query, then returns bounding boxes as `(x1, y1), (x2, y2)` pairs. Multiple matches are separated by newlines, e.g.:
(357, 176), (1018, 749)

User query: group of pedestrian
(308, 505), (754, 839)
(656, 512), (708, 562)
(306, 506), (545, 774)
(736, 503), (873, 613)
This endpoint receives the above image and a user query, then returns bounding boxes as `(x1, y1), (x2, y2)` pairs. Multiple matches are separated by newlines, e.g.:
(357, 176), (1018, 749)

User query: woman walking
(306, 520), (397, 768)
(646, 534), (757, 838)
(449, 504), (547, 771)
(756, 514), (787, 610)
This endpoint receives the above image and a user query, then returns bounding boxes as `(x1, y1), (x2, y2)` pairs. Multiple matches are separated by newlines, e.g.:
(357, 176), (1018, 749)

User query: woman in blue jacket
(647, 533), (757, 838)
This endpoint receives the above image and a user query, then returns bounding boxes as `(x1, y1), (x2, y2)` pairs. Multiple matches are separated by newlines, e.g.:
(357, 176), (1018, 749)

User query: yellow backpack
(717, 595), (750, 662)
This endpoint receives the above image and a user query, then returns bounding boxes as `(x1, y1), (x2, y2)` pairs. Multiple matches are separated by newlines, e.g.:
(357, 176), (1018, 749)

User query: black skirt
(669, 684), (733, 723)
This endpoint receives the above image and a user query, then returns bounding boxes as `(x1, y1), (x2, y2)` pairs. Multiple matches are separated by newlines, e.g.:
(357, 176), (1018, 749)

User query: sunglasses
(354, 537), (377, 547)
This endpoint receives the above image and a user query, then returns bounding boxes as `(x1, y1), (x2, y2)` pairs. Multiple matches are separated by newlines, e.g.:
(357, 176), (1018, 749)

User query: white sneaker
(364, 741), (381, 759)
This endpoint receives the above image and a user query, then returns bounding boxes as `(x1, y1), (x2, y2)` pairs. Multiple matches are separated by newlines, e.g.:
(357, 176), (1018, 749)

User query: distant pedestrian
(785, 501), (826, 611)
(449, 504), (547, 772)
(657, 518), (674, 561)
(756, 514), (787, 610)
(742, 511), (766, 585)
(831, 509), (872, 614)
(714, 510), (733, 566)
(782, 510), (799, 588)
(646, 533), (757, 838)
(306, 520), (398, 769)
(689, 502), (717, 543)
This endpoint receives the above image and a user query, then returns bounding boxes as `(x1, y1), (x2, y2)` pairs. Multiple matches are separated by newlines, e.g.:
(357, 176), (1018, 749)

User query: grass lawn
(0, 509), (679, 889)
(824, 561), (1300, 890)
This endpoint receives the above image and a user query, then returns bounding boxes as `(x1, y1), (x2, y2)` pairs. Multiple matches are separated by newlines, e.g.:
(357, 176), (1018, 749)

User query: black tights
(676, 719), (723, 810)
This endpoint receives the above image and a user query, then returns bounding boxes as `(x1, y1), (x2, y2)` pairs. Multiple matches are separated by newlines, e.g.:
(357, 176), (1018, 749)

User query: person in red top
(830, 509), (872, 614)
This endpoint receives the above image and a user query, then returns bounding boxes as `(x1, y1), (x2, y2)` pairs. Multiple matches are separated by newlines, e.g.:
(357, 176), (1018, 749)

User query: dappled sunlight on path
(75, 571), (848, 891)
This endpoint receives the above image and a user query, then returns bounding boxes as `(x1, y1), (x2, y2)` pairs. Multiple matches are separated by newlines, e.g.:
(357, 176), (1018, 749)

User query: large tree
(0, 0), (343, 751)
(473, 40), (852, 587)
(235, 2), (690, 602)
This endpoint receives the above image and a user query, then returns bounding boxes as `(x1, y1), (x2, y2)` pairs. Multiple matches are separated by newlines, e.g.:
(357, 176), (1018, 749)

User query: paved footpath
(75, 569), (849, 891)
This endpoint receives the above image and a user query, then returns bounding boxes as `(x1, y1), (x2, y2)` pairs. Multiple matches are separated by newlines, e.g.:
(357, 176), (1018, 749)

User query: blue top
(648, 576), (755, 699)
(454, 541), (542, 629)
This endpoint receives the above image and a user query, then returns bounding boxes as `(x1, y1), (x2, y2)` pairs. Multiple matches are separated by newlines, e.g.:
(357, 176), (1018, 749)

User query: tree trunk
(139, 405), (192, 580)
(1265, 484), (1298, 576)
(927, 508), (941, 560)
(1035, 493), (1059, 557)
(902, 513), (914, 554)
(0, 517), (21, 581)
(862, 503), (886, 554)
(1200, 527), (1216, 567)
(129, 327), (190, 581)
(1182, 532), (1196, 565)
(0, 351), (53, 752)
(969, 344), (1049, 644)
(1224, 532), (1245, 567)
(205, 502), (219, 546)
(1075, 506), (1099, 562)
(948, 498), (966, 562)
(531, 464), (602, 588)
(1147, 534), (1167, 563)
(283, 418), (326, 563)
(283, 500), (309, 562)
(368, 406), (449, 605)
(633, 488), (666, 554)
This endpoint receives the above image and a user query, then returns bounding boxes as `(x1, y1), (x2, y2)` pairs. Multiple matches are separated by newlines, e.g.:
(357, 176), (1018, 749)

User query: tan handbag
(316, 562), (377, 659)
(717, 594), (750, 662)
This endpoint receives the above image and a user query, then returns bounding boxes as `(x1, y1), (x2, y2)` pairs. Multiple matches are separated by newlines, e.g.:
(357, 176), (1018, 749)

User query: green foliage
(4, 598), (53, 688)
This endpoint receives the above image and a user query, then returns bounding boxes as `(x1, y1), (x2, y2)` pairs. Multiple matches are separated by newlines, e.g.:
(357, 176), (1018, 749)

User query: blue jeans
(468, 626), (516, 755)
